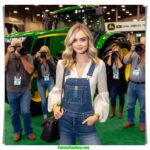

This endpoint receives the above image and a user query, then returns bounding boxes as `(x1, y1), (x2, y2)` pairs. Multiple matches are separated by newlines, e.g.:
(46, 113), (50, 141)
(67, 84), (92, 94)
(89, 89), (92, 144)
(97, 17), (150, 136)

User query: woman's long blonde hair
(112, 44), (124, 61)
(39, 45), (52, 60)
(62, 23), (99, 68)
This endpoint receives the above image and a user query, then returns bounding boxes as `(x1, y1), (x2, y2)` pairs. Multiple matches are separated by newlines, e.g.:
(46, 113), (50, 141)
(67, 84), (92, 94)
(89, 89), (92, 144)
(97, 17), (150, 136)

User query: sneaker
(13, 133), (22, 142)
(123, 122), (134, 128)
(139, 124), (145, 132)
(27, 133), (36, 140)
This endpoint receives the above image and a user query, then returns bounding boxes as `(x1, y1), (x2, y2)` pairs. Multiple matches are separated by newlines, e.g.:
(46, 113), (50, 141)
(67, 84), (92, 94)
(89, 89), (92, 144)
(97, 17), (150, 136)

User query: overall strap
(87, 62), (95, 77)
(65, 68), (70, 76)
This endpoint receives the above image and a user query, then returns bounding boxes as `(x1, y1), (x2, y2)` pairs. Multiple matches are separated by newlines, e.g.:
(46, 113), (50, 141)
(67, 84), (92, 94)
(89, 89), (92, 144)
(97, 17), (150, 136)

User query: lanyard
(135, 57), (141, 69)
(14, 56), (21, 75)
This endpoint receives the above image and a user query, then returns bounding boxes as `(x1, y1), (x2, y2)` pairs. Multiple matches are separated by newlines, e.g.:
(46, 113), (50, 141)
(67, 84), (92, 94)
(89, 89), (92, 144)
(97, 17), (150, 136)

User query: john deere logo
(107, 23), (115, 30)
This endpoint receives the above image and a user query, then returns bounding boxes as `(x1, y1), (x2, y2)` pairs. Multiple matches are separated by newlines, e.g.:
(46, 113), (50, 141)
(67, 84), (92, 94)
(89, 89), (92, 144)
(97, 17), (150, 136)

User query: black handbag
(40, 116), (59, 142)
(40, 68), (65, 143)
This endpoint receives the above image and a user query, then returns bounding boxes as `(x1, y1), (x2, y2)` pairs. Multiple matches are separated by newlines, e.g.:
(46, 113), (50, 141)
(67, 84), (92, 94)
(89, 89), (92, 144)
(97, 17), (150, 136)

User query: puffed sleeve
(94, 60), (109, 122)
(48, 60), (64, 112)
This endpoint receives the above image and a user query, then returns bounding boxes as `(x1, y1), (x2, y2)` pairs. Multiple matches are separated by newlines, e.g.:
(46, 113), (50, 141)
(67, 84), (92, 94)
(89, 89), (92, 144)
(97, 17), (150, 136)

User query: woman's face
(71, 30), (89, 54)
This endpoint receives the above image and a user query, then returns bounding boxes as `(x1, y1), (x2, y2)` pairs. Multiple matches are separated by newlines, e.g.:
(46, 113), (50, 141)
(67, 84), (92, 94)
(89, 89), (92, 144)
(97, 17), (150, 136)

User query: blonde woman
(48, 23), (109, 145)
(106, 43), (127, 119)
(34, 46), (56, 124)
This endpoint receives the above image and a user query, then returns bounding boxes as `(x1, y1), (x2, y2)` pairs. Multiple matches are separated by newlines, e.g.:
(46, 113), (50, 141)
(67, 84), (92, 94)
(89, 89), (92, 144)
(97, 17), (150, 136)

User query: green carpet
(4, 97), (145, 145)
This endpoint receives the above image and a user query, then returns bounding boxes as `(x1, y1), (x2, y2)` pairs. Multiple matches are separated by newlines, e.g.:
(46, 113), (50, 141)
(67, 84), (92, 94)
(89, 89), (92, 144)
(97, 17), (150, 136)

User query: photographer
(106, 43), (127, 119)
(5, 39), (36, 141)
(34, 46), (56, 125)
(123, 37), (145, 132)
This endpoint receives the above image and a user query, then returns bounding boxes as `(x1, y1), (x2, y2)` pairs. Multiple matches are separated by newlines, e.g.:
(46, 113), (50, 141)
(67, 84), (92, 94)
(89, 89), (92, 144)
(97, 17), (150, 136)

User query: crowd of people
(5, 23), (145, 144)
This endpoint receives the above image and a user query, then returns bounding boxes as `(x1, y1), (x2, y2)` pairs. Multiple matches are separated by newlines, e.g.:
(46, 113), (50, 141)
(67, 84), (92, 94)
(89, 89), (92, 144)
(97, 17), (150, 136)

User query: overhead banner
(105, 21), (145, 33)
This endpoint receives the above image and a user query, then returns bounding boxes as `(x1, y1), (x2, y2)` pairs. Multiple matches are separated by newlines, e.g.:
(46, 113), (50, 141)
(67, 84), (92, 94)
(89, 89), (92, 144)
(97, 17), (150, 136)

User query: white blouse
(48, 59), (109, 122)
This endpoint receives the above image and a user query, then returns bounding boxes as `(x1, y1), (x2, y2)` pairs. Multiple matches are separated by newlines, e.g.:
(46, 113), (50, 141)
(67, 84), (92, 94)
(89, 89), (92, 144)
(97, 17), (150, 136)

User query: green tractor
(5, 5), (131, 116)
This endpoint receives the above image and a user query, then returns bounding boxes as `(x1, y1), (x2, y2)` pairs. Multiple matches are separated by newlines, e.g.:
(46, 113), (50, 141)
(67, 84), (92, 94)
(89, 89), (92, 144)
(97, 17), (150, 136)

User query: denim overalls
(59, 63), (100, 145)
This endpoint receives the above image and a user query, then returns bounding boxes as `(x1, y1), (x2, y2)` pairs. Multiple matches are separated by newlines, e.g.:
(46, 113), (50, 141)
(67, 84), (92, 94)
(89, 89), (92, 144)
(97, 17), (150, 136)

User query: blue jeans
(7, 90), (33, 135)
(127, 82), (145, 124)
(110, 83), (125, 107)
(59, 109), (100, 145)
(37, 77), (54, 115)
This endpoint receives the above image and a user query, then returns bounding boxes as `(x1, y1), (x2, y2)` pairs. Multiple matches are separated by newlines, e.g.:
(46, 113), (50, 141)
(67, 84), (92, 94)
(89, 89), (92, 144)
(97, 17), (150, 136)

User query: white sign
(105, 21), (145, 33)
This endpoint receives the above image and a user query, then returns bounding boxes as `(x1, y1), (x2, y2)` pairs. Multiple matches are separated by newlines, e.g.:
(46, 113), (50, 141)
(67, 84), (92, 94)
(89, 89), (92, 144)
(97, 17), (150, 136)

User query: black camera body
(135, 43), (145, 53)
(112, 51), (119, 60)
(12, 45), (28, 56)
(39, 51), (47, 58)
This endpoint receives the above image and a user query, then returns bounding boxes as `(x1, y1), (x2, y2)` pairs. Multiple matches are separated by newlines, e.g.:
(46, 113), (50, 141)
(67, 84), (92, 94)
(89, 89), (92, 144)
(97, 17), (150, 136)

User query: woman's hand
(7, 45), (15, 54)
(109, 51), (112, 57)
(35, 52), (41, 58)
(82, 114), (99, 126)
(53, 104), (64, 119)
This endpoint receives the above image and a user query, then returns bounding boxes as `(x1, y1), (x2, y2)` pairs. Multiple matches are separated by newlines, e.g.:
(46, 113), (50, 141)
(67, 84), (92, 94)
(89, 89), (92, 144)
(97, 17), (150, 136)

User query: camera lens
(135, 44), (144, 52)
(112, 51), (119, 59)
(40, 52), (47, 58)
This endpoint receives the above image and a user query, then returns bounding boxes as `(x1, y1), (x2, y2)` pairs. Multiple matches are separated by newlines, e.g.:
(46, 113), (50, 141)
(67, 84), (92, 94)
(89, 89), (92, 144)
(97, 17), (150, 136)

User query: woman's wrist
(52, 103), (60, 112)
(93, 113), (100, 121)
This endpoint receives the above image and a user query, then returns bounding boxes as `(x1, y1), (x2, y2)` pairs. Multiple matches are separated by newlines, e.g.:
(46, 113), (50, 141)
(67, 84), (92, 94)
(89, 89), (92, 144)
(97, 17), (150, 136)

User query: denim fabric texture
(37, 77), (54, 115)
(110, 81), (125, 106)
(7, 90), (33, 135)
(59, 63), (100, 145)
(127, 82), (145, 124)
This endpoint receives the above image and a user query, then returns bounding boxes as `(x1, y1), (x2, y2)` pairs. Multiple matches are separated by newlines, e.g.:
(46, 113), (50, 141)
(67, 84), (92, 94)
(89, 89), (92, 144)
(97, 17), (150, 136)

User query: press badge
(14, 76), (21, 86)
(44, 74), (49, 81)
(113, 70), (119, 79)
(133, 68), (140, 76)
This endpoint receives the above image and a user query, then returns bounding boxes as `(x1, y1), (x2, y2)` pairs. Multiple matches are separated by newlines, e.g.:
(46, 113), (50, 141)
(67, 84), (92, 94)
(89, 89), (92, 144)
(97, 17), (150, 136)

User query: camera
(12, 45), (28, 56)
(39, 51), (47, 58)
(112, 51), (119, 60)
(135, 43), (145, 53)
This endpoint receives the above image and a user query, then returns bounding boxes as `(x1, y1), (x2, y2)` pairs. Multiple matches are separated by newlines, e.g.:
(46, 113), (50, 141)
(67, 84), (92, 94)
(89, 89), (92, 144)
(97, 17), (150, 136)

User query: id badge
(44, 74), (49, 81)
(133, 68), (140, 76)
(14, 76), (21, 86)
(113, 70), (119, 79)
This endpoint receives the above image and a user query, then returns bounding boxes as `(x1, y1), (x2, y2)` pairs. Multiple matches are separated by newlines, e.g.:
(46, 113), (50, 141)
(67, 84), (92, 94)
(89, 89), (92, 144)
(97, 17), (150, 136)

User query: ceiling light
(108, 17), (111, 20)
(36, 14), (40, 17)
(118, 16), (121, 18)
(45, 9), (49, 12)
(59, 5), (63, 7)
(122, 8), (126, 11)
(25, 7), (29, 10)
(103, 6), (107, 9)
(13, 10), (18, 14)
(126, 11), (129, 14)
(106, 12), (110, 15)
(75, 10), (78, 14)
(129, 13), (132, 16)
(121, 5), (125, 8)
(111, 9), (115, 12)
